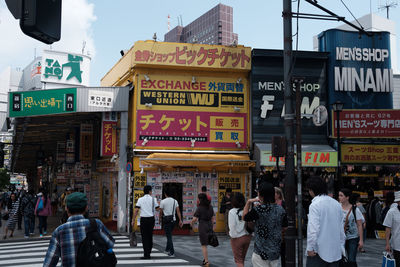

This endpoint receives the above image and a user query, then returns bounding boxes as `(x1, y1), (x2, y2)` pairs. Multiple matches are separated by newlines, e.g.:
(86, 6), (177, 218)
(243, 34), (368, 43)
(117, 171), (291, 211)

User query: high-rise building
(164, 4), (238, 46)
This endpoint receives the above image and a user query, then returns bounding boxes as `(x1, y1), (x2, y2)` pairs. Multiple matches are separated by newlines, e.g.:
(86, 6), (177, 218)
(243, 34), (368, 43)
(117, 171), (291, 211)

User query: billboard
(342, 144), (400, 164)
(318, 30), (393, 109)
(332, 109), (400, 138)
(251, 50), (329, 144)
(135, 74), (249, 149)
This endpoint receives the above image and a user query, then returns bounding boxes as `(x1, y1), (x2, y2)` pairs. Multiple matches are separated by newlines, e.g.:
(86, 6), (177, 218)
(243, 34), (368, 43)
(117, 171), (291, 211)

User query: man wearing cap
(43, 192), (115, 267)
(132, 185), (159, 259)
(384, 191), (400, 265)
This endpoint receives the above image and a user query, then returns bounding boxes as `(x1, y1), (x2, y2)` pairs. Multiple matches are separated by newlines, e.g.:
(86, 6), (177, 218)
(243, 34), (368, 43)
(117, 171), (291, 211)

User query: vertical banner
(80, 123), (93, 161)
(101, 121), (117, 156)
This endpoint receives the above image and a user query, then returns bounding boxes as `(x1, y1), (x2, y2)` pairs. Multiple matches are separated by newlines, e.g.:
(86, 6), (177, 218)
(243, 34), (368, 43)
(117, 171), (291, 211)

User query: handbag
(2, 213), (9, 221)
(129, 231), (137, 247)
(163, 200), (175, 224)
(208, 230), (219, 247)
(382, 252), (396, 267)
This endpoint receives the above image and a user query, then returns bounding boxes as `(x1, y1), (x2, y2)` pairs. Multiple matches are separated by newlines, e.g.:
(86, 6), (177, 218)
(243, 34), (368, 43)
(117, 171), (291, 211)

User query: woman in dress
(228, 192), (252, 267)
(339, 188), (364, 266)
(191, 193), (215, 267)
(3, 193), (20, 239)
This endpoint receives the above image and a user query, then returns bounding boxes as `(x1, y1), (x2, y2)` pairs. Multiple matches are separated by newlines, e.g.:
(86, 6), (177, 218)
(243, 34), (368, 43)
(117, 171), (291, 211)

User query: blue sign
(126, 162), (132, 173)
(318, 29), (393, 109)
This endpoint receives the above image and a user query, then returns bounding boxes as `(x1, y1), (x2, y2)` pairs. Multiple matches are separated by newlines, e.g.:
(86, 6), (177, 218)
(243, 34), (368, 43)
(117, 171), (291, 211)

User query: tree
(0, 168), (10, 191)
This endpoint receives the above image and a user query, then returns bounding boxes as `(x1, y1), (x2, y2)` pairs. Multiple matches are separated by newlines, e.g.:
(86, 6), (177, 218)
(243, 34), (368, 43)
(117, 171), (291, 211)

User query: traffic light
(6, 0), (62, 44)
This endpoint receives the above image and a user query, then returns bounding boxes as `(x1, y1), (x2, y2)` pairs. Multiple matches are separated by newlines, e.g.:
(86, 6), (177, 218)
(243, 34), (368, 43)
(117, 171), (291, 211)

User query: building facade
(164, 4), (238, 46)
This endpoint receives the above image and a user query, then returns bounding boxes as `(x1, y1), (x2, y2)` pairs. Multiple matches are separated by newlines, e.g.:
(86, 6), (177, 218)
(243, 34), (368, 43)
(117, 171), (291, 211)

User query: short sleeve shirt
(136, 194), (159, 217)
(160, 197), (179, 221)
(383, 206), (400, 251)
(342, 207), (363, 240)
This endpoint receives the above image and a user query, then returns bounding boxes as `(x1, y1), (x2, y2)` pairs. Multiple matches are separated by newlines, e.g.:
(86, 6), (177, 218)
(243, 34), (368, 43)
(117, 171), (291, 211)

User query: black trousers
(140, 217), (155, 258)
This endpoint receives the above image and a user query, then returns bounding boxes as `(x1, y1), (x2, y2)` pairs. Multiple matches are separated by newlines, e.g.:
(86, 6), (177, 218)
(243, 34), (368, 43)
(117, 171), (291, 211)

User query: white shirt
(136, 194), (159, 217)
(307, 195), (345, 263)
(228, 208), (248, 238)
(383, 205), (400, 250)
(160, 197), (179, 221)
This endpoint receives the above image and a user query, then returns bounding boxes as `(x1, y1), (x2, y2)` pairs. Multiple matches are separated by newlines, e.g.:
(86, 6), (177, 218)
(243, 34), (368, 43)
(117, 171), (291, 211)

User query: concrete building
(164, 3), (238, 46)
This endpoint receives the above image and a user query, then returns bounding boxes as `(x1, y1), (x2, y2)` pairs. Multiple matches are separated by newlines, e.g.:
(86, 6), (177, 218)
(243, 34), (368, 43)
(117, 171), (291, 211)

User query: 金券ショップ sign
(9, 88), (76, 117)
(341, 144), (400, 164)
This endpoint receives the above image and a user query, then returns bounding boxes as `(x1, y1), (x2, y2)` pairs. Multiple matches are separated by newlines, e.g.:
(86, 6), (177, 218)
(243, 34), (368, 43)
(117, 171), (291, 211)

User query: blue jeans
(345, 237), (359, 263)
(164, 221), (175, 254)
(23, 215), (35, 236)
(38, 215), (47, 235)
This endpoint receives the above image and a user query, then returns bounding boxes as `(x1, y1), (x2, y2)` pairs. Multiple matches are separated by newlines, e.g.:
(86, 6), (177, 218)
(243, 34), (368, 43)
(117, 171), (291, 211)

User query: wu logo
(44, 54), (83, 83)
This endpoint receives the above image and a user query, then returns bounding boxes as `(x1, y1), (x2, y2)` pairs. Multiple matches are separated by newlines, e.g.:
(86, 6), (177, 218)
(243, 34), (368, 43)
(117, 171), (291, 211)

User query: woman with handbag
(3, 193), (20, 239)
(191, 193), (215, 267)
(228, 192), (252, 267)
(339, 188), (364, 266)
(160, 188), (183, 257)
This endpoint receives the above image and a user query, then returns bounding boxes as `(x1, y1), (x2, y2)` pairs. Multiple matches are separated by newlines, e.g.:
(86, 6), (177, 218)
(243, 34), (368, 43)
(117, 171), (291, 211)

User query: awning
(140, 153), (255, 168)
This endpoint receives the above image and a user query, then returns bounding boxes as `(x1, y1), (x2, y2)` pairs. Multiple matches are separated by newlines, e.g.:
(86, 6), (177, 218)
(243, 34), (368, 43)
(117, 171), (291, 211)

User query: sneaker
(39, 234), (43, 238)
(167, 252), (175, 257)
(24, 235), (29, 238)
(164, 250), (170, 254)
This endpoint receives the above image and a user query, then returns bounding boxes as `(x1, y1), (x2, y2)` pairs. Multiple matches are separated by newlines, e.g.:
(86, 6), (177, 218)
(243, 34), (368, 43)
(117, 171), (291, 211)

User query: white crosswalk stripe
(0, 235), (199, 266)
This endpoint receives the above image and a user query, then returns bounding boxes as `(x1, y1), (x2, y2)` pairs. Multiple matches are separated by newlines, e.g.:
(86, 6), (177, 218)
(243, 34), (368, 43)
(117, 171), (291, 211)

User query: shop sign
(218, 175), (241, 190)
(132, 41), (251, 70)
(260, 151), (338, 167)
(318, 30), (393, 109)
(101, 121), (117, 156)
(88, 90), (114, 108)
(342, 144), (400, 164)
(41, 50), (91, 86)
(251, 49), (328, 144)
(332, 110), (400, 138)
(136, 74), (248, 149)
(134, 173), (147, 188)
(9, 88), (76, 117)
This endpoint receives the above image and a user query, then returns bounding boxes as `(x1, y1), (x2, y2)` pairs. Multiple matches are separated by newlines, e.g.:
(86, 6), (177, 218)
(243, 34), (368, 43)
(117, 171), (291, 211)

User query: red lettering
(305, 152), (312, 162)
(192, 82), (198, 90)
(175, 81), (182, 90)
(313, 152), (318, 163)
(199, 82), (206, 91)
(165, 80), (173, 89)
(157, 80), (165, 89)
(183, 81), (191, 90)
(319, 153), (330, 163)
(141, 80), (148, 88)
(148, 80), (156, 88)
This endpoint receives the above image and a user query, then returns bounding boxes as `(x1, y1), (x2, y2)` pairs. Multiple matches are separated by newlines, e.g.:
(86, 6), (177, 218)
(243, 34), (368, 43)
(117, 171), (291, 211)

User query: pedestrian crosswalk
(0, 235), (200, 266)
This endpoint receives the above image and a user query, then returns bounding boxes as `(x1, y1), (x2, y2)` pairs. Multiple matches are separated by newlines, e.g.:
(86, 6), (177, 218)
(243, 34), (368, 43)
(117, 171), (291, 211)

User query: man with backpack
(43, 192), (116, 267)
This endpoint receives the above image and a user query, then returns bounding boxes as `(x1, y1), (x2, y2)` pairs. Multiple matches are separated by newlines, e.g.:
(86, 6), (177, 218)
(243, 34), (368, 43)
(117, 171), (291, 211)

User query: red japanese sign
(332, 110), (400, 138)
(101, 121), (117, 156)
(136, 110), (247, 149)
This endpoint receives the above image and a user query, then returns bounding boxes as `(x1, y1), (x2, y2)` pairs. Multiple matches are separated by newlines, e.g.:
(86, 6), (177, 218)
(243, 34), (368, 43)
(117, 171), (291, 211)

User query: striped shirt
(43, 215), (115, 267)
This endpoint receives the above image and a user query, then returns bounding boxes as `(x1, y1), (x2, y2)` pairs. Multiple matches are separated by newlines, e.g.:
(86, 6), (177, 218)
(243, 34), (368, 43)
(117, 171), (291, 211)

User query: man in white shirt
(159, 188), (183, 257)
(384, 191), (400, 266)
(306, 176), (345, 267)
(132, 185), (159, 259)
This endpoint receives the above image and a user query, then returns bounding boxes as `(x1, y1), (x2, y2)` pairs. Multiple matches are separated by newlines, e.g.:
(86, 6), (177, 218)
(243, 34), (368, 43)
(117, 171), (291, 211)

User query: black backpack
(76, 219), (117, 267)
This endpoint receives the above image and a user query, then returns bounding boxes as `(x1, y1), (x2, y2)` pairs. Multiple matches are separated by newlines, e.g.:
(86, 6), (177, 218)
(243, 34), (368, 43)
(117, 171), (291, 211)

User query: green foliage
(0, 168), (10, 191)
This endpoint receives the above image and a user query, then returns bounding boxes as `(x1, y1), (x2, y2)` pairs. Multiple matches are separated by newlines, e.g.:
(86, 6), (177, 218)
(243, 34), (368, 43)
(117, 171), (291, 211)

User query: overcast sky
(0, 0), (399, 86)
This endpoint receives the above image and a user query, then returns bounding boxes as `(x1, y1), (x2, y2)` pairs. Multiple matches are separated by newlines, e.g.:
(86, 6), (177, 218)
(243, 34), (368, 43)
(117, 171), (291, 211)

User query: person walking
(228, 192), (252, 267)
(338, 188), (364, 266)
(306, 176), (345, 267)
(354, 193), (367, 253)
(35, 190), (52, 237)
(21, 189), (36, 238)
(43, 192), (115, 266)
(160, 188), (183, 257)
(16, 189), (24, 230)
(275, 186), (286, 267)
(3, 192), (20, 239)
(60, 187), (72, 223)
(197, 186), (212, 206)
(191, 193), (215, 267)
(50, 189), (59, 216)
(132, 185), (159, 259)
(384, 191), (400, 266)
(220, 188), (233, 234)
(243, 182), (287, 267)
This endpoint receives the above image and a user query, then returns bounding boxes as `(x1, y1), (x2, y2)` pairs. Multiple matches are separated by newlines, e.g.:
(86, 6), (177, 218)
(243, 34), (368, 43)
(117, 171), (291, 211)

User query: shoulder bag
(208, 229), (219, 247)
(163, 199), (175, 224)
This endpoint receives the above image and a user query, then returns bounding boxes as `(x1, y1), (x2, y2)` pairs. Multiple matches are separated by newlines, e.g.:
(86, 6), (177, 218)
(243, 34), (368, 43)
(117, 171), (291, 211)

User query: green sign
(260, 151), (338, 167)
(9, 88), (77, 117)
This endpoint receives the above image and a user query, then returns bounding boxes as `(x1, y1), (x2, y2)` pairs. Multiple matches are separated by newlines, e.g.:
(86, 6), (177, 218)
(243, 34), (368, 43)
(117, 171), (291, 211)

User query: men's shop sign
(260, 151), (337, 167)
(9, 88), (76, 117)
(332, 110), (400, 138)
(342, 144), (400, 164)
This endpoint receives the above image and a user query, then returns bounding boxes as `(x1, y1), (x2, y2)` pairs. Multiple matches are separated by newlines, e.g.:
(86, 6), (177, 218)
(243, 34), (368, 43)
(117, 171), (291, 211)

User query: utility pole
(283, 0), (296, 266)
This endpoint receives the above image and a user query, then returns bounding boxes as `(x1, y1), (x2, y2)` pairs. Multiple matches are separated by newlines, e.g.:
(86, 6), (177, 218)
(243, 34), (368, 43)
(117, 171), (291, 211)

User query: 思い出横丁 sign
(9, 88), (76, 117)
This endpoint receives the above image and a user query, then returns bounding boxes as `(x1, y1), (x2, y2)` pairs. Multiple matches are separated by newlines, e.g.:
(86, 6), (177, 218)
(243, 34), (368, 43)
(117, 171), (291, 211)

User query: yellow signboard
(342, 144), (400, 164)
(132, 41), (251, 70)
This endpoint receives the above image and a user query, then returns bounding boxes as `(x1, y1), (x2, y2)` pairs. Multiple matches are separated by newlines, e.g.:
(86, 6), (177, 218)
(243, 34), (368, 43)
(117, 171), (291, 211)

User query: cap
(66, 192), (87, 210)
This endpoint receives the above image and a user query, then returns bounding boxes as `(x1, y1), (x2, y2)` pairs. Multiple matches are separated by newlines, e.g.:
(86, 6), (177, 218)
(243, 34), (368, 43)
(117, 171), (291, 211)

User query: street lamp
(332, 101), (344, 189)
